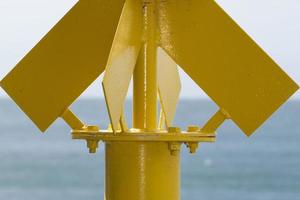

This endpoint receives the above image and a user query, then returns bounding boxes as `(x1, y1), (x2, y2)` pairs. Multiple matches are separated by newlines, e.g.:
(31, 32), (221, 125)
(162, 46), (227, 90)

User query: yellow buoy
(1, 0), (298, 199)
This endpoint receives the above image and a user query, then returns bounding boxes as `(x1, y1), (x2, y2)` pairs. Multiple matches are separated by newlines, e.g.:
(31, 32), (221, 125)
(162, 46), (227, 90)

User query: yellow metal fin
(0, 0), (125, 132)
(103, 0), (143, 132)
(157, 47), (181, 128)
(158, 0), (299, 136)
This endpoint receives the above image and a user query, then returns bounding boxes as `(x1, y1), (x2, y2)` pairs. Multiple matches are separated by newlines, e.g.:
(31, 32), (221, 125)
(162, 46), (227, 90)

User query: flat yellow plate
(0, 0), (125, 132)
(103, 0), (143, 132)
(159, 0), (299, 136)
(157, 48), (181, 127)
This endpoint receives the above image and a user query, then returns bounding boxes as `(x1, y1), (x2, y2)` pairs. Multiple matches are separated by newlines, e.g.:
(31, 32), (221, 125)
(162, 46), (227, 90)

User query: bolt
(168, 127), (181, 133)
(168, 142), (181, 156)
(87, 125), (99, 131)
(87, 140), (99, 154)
(187, 125), (200, 132)
(187, 142), (199, 154)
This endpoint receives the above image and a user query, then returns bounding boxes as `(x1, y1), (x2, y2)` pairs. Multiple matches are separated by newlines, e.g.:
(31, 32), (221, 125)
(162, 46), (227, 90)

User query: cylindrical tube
(105, 142), (180, 200)
(133, 0), (157, 130)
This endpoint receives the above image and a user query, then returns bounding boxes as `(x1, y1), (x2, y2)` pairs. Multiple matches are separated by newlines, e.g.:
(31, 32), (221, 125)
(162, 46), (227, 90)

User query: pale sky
(0, 0), (299, 99)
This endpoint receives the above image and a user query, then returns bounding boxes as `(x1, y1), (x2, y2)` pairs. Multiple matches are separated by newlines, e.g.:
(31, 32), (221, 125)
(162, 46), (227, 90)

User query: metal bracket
(61, 108), (86, 130)
(201, 108), (230, 133)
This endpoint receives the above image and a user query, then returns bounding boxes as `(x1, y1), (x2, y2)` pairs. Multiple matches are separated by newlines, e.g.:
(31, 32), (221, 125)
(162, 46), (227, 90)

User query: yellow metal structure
(0, 0), (299, 200)
(105, 142), (180, 200)
(158, 0), (299, 136)
(61, 108), (86, 130)
(133, 0), (158, 131)
(103, 0), (142, 132)
(0, 0), (125, 132)
(157, 47), (181, 128)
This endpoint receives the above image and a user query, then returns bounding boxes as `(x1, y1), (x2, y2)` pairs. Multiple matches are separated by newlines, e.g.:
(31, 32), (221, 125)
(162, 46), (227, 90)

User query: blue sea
(0, 99), (299, 200)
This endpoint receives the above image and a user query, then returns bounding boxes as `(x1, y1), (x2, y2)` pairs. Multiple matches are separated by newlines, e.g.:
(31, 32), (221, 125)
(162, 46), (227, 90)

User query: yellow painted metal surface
(0, 0), (298, 200)
(0, 0), (125, 132)
(61, 108), (85, 130)
(158, 109), (165, 129)
(133, 0), (158, 130)
(105, 142), (180, 200)
(157, 47), (181, 127)
(201, 109), (229, 133)
(103, 0), (143, 132)
(119, 111), (129, 132)
(72, 129), (215, 143)
(158, 0), (299, 136)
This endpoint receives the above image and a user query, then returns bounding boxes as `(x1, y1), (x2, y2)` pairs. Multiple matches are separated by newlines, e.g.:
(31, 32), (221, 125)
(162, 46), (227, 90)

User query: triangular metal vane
(157, 47), (181, 128)
(103, 0), (143, 132)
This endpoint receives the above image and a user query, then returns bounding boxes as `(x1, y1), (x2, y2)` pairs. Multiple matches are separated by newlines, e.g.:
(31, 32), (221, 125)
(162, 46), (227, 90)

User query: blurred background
(0, 1), (299, 200)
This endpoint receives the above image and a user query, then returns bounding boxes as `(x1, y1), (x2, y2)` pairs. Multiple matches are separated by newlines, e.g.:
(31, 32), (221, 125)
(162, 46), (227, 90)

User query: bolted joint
(168, 142), (181, 156)
(168, 127), (181, 134)
(86, 125), (99, 132)
(186, 142), (199, 154)
(187, 125), (200, 132)
(86, 140), (99, 154)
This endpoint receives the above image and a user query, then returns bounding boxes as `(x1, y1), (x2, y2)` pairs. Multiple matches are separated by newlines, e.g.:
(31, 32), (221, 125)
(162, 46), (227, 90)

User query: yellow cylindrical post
(133, 0), (157, 130)
(105, 142), (180, 200)
(105, 1), (180, 200)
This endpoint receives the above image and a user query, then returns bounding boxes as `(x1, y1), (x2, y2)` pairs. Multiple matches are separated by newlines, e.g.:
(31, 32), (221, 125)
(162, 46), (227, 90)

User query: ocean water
(0, 99), (299, 200)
